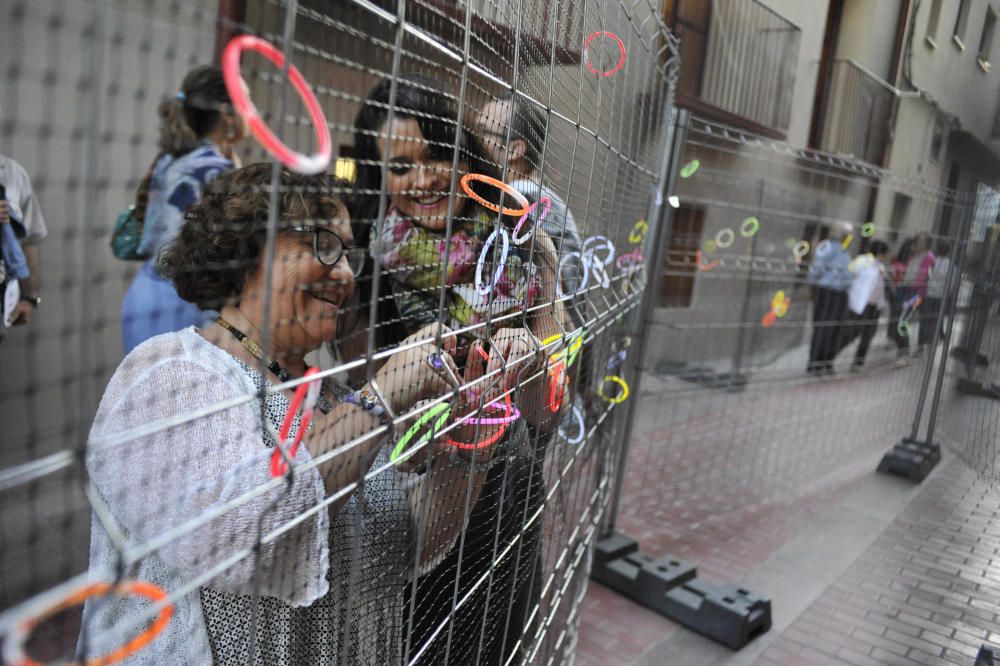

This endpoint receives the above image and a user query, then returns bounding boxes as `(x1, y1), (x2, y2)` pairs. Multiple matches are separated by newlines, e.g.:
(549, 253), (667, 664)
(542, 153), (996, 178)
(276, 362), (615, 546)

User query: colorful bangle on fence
(541, 329), (584, 369)
(628, 219), (649, 244)
(548, 359), (568, 412)
(390, 402), (451, 464)
(511, 197), (551, 245)
(448, 392), (517, 450)
(1, 579), (173, 666)
(221, 35), (331, 175)
(558, 404), (586, 445)
(475, 228), (511, 295)
(271, 368), (322, 478)
(459, 173), (530, 217)
(458, 392), (521, 427)
(599, 375), (630, 404)
(583, 31), (627, 77)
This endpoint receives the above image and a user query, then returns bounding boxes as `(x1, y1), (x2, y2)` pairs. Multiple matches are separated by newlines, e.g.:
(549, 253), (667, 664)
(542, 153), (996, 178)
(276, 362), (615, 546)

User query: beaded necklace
(216, 316), (333, 413)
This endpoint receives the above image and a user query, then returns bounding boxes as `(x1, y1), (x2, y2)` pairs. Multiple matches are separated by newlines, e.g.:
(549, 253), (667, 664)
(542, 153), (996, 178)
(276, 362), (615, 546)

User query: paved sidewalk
(574, 351), (1000, 665)
(756, 455), (1000, 666)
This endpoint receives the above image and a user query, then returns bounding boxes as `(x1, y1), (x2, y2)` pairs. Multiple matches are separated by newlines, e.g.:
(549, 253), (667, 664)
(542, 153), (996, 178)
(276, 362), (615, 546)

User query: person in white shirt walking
(835, 240), (889, 370)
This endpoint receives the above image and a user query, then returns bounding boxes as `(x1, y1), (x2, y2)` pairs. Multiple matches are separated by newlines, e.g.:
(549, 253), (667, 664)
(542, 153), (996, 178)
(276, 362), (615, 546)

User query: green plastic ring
(680, 159), (700, 178)
(861, 223), (875, 238)
(740, 217), (760, 238)
(391, 402), (451, 464)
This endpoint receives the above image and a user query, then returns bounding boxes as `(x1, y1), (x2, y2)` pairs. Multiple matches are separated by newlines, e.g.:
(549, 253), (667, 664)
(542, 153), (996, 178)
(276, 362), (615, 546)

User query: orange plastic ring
(5, 580), (173, 666)
(459, 173), (530, 217)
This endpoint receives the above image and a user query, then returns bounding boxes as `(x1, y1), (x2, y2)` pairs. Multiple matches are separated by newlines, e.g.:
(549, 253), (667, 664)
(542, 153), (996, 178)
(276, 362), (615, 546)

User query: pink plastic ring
(460, 398), (522, 426)
(271, 368), (322, 477)
(583, 31), (627, 77)
(511, 197), (551, 245)
(222, 35), (332, 175)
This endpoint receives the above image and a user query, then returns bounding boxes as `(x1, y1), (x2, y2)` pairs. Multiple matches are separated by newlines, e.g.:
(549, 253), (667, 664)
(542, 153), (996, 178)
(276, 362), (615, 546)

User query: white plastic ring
(715, 228), (735, 249)
(475, 228), (511, 295)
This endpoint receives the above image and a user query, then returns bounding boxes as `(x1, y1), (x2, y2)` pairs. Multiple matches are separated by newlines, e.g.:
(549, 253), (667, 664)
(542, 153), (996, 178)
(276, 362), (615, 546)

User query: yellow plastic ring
(599, 375), (629, 404)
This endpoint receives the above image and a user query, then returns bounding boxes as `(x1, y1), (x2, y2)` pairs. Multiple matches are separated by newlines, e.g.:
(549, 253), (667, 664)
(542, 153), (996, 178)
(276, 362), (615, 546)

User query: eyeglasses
(287, 225), (367, 277)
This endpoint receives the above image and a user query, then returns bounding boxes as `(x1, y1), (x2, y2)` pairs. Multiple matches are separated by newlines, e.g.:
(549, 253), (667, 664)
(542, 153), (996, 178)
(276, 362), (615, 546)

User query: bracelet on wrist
(343, 379), (395, 426)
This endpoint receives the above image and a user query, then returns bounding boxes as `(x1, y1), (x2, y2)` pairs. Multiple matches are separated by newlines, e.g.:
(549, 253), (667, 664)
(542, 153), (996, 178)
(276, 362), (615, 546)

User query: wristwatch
(20, 295), (40, 308)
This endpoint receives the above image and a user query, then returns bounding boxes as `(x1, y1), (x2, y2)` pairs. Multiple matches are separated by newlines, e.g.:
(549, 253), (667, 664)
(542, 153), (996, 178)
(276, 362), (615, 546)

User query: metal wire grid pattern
(0, 0), (679, 664)
(608, 110), (975, 542)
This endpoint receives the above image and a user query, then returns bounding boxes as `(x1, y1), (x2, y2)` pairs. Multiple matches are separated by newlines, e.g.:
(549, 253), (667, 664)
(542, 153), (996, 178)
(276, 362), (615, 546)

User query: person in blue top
(807, 222), (853, 374)
(121, 65), (245, 354)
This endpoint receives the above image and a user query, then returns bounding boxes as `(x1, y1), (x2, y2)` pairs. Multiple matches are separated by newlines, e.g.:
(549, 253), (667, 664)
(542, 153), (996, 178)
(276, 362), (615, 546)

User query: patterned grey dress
(200, 360), (412, 665)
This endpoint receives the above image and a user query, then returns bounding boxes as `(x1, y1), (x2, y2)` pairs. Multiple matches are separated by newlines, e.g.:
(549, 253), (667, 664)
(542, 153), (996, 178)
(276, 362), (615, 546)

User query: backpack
(110, 159), (157, 261)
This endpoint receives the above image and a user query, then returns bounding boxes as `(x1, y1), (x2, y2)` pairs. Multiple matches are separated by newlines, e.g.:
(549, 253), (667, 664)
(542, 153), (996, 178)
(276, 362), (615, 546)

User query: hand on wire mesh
(374, 323), (461, 413)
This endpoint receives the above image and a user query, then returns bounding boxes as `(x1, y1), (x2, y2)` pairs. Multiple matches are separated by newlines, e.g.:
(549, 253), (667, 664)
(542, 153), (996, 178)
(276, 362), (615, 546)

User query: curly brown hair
(160, 163), (348, 310)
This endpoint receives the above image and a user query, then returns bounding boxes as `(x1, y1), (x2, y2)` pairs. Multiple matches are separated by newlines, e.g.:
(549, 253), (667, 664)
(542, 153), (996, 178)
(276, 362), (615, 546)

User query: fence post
(877, 192), (974, 481)
(922, 196), (975, 445)
(603, 107), (688, 538)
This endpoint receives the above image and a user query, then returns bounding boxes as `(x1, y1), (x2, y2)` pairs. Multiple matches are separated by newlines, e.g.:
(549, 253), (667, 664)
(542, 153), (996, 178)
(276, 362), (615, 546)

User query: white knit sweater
(80, 329), (335, 664)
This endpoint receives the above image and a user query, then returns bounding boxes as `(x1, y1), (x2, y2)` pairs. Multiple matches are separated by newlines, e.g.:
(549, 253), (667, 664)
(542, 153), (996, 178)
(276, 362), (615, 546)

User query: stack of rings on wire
(556, 236), (617, 299)
(541, 329), (585, 413)
(462, 174), (555, 295)
(221, 35), (332, 175)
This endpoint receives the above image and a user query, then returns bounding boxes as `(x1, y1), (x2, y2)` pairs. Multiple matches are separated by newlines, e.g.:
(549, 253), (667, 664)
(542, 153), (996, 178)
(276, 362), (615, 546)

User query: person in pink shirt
(902, 234), (935, 350)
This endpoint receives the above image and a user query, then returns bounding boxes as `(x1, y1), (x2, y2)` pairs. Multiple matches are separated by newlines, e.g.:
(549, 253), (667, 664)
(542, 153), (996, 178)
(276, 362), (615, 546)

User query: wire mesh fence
(603, 110), (978, 583)
(0, 0), (679, 664)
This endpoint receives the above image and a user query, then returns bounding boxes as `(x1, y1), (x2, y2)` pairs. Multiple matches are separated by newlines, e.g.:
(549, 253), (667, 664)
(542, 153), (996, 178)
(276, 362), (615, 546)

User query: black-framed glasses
(287, 225), (367, 277)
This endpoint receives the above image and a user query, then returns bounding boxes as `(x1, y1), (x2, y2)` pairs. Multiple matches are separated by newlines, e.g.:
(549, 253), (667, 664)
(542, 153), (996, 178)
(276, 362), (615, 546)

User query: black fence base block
(679, 366), (715, 384)
(591, 533), (769, 650)
(975, 645), (997, 666)
(951, 346), (990, 367)
(877, 438), (940, 482)
(663, 579), (772, 650)
(712, 372), (747, 392)
(591, 533), (697, 614)
(655, 360), (688, 375)
(956, 377), (1000, 400)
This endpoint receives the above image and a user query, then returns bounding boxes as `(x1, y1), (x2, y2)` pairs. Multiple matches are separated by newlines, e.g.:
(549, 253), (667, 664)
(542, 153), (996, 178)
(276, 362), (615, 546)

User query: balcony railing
(818, 60), (895, 166)
(673, 0), (801, 135)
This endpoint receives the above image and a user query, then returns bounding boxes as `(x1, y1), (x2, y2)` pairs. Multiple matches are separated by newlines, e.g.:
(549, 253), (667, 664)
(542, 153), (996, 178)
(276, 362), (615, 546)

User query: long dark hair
(895, 237), (916, 265)
(158, 65), (232, 156)
(350, 73), (499, 234)
(348, 74), (500, 350)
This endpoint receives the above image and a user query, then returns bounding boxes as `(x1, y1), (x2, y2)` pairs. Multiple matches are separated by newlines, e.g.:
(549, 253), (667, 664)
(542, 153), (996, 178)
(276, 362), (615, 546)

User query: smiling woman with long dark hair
(350, 73), (572, 665)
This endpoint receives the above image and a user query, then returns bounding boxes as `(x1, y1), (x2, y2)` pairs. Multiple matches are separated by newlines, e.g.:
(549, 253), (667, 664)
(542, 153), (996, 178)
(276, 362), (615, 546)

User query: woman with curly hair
(120, 65), (245, 355)
(82, 163), (501, 664)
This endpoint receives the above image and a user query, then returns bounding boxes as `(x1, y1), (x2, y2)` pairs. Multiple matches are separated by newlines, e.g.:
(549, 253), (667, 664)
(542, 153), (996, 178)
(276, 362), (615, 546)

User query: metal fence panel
(0, 0), (679, 664)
